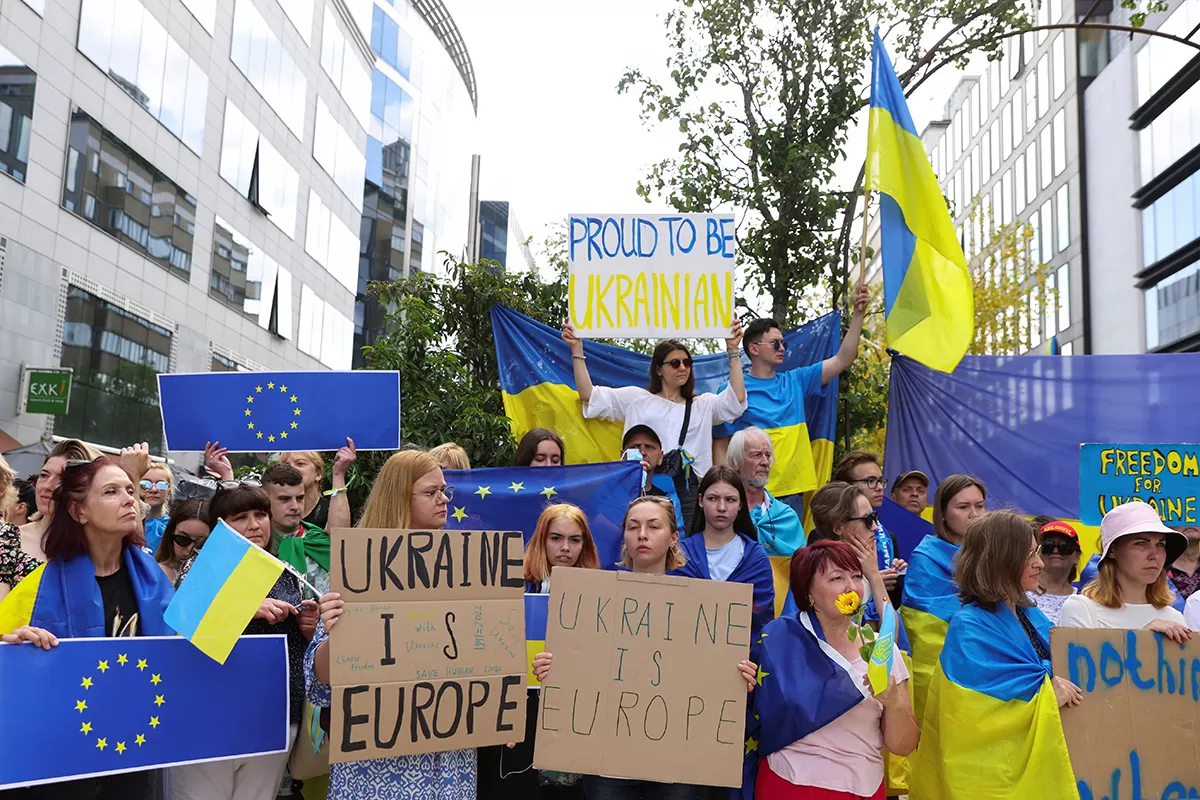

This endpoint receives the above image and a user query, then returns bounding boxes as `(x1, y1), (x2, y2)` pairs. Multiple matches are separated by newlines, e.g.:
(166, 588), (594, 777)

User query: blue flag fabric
(878, 497), (933, 561)
(443, 462), (644, 568)
(158, 371), (401, 452)
(0, 635), (290, 789)
(674, 533), (775, 645)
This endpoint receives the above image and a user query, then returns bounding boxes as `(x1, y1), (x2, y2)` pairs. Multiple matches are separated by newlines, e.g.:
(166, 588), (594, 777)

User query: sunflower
(835, 591), (861, 616)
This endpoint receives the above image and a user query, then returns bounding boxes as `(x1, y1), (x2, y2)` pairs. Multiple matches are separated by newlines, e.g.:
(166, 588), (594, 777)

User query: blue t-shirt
(144, 515), (170, 553)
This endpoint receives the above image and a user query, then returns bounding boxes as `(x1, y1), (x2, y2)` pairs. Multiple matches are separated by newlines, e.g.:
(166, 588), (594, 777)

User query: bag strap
(677, 397), (693, 449)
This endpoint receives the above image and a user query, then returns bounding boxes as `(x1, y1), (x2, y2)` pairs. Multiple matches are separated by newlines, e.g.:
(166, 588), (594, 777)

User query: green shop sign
(23, 368), (72, 415)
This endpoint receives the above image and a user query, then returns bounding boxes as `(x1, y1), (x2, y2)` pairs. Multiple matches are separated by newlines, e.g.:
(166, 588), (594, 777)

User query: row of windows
(61, 110), (198, 280)
(230, 0), (307, 140)
(314, 99), (367, 209)
(305, 189), (359, 293)
(0, 46), (34, 183)
(1136, 0), (1200, 106)
(321, 6), (372, 131)
(369, 68), (417, 156)
(1138, 79), (1200, 187)
(209, 215), (294, 340)
(298, 283), (354, 370)
(980, 266), (1072, 356)
(371, 4), (416, 83)
(959, 183), (1071, 272)
(77, 0), (208, 155)
(1141, 169), (1200, 266)
(1145, 259), (1200, 350)
(219, 99), (301, 239)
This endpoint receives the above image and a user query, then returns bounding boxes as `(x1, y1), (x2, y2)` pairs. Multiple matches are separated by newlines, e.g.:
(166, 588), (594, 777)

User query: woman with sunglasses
(1027, 518), (1081, 625)
(562, 320), (747, 482)
(153, 498), (208, 584)
(138, 464), (174, 552)
(307, 450), (472, 799)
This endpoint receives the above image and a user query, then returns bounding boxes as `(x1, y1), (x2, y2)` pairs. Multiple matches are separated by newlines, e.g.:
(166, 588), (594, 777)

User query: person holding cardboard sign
(532, 496), (759, 800)
(305, 450), (477, 800)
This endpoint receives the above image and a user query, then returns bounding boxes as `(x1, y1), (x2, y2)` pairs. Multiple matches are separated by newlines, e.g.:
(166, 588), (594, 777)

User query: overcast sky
(449, 0), (970, 258)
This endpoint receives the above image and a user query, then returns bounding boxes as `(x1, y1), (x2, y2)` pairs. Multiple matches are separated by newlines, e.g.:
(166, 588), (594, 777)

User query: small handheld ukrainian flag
(164, 520), (285, 664)
(866, 31), (974, 373)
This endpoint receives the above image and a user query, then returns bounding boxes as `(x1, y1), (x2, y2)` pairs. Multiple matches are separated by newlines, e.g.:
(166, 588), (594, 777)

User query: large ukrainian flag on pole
(866, 31), (973, 373)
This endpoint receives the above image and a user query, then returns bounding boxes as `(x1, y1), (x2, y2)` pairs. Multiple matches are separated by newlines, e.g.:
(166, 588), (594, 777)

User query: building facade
(476, 199), (534, 272)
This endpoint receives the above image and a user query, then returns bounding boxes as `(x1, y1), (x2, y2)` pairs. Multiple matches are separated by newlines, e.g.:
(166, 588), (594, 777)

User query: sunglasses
(663, 358), (693, 370)
(847, 511), (879, 528)
(140, 480), (169, 491)
(756, 339), (786, 351)
(1040, 540), (1078, 556)
(172, 534), (207, 549)
(210, 478), (262, 490)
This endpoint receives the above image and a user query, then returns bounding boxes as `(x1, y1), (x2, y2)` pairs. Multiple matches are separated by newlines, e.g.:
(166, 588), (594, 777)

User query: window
(1060, 340), (1074, 355)
(1001, 103), (1012, 158)
(230, 0), (307, 140)
(1041, 199), (1054, 263)
(209, 216), (293, 339)
(1057, 264), (1071, 330)
(1056, 184), (1070, 252)
(1030, 207), (1042, 264)
(1145, 259), (1200, 349)
(1039, 126), (1053, 190)
(965, 152), (975, 198)
(313, 99), (367, 209)
(1052, 110), (1066, 176)
(1037, 0), (1049, 42)
(956, 110), (966, 154)
(1052, 36), (1066, 99)
(981, 130), (992, 180)
(298, 284), (353, 370)
(1001, 170), (1013, 224)
(371, 3), (415, 80)
(1046, 273), (1058, 336)
(219, 99), (300, 238)
(989, 120), (1000, 169)
(77, 0), (207, 154)
(321, 7), (371, 129)
(1037, 55), (1050, 117)
(0, 45), (36, 183)
(1026, 144), (1038, 202)
(978, 78), (988, 127)
(281, 0), (314, 43)
(1136, 0), (1200, 105)
(989, 63), (1001, 110)
(991, 183), (1002, 229)
(179, 0), (216, 32)
(57, 285), (172, 453)
(973, 148), (982, 197)
(305, 190), (359, 292)
(967, 85), (978, 135)
(1030, 288), (1042, 350)
(62, 109), (196, 278)
(1012, 86), (1024, 145)
(1014, 153), (1026, 212)
(1025, 72), (1037, 133)
(1140, 169), (1200, 265)
(1139, 81), (1200, 184)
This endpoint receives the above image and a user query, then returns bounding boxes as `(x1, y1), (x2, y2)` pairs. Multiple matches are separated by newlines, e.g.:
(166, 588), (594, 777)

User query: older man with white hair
(727, 426), (806, 556)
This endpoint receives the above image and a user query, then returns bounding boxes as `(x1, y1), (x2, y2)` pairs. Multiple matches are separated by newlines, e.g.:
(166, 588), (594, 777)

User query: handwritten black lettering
(380, 613), (396, 666)
(651, 650), (662, 687)
(596, 597), (610, 633)
(559, 592), (582, 630)
(340, 538), (370, 594)
(432, 682), (464, 738)
(685, 696), (704, 741)
(480, 532), (501, 586)
(615, 646), (628, 681)
(664, 601), (675, 641)
(696, 603), (718, 645)
(460, 531), (472, 587)
(340, 686), (369, 752)
(616, 691), (638, 736)
(540, 684), (560, 732)
(433, 535), (455, 588)
(497, 675), (521, 732)
(443, 611), (459, 660)
(716, 699), (738, 745)
(408, 532), (434, 589)
(411, 681), (435, 742)
(726, 602), (749, 647)
(381, 535), (404, 591)
(644, 695), (668, 741)
(621, 597), (638, 635)
(502, 531), (524, 587)
(374, 685), (404, 748)
(572, 688), (600, 735)
(467, 679), (490, 734)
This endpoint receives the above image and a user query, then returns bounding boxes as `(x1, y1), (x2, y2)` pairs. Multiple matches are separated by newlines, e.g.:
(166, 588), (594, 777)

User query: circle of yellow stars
(76, 653), (163, 756)
(448, 483), (559, 523)
(245, 381), (301, 444)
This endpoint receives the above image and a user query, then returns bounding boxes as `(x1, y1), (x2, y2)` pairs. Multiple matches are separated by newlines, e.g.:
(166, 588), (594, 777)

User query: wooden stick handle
(857, 189), (872, 287)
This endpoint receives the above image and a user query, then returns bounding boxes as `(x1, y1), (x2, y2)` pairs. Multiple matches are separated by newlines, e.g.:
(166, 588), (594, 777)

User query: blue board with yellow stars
(157, 371), (401, 453)
(0, 635), (289, 789)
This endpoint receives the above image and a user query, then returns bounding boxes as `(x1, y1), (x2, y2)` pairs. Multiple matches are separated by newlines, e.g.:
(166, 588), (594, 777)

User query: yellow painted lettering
(595, 275), (616, 328)
(692, 272), (710, 330)
(711, 272), (733, 329)
(661, 274), (681, 329)
(1168, 450), (1183, 475)
(1186, 452), (1199, 477)
(683, 273), (692, 330)
(633, 274), (650, 327)
(1100, 449), (1115, 475)
(614, 275), (633, 329)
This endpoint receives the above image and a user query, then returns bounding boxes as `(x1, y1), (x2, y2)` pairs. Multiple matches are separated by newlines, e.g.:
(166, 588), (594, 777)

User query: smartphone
(623, 448), (643, 461)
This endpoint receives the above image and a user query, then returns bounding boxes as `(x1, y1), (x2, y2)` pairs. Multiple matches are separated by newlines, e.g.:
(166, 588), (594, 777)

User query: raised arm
(326, 437), (356, 531)
(821, 283), (869, 386)
(562, 319), (595, 403)
(725, 318), (746, 403)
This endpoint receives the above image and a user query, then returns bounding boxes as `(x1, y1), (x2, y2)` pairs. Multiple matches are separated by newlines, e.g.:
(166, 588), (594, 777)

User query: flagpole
(856, 189), (872, 286)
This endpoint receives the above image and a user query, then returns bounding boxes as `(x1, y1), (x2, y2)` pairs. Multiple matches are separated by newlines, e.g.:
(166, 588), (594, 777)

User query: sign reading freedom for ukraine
(568, 213), (738, 339)
(533, 568), (752, 788)
(1078, 443), (1200, 526)
(1052, 628), (1200, 799)
(329, 529), (528, 761)
(0, 636), (289, 789)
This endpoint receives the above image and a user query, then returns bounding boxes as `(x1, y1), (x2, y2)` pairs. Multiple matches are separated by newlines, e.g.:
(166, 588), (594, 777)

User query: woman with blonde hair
(279, 444), (354, 531)
(523, 503), (600, 592)
(430, 442), (471, 471)
(139, 462), (174, 551)
(0, 453), (16, 515)
(306, 449), (471, 799)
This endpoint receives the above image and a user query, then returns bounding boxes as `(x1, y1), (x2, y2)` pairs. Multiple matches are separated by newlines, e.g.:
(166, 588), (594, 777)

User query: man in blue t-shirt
(713, 283), (870, 498)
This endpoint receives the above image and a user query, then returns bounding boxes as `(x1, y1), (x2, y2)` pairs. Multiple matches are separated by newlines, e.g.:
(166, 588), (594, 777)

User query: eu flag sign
(0, 635), (289, 789)
(158, 371), (401, 452)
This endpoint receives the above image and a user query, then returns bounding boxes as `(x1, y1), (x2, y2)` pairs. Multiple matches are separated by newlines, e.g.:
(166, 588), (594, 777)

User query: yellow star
(154, 694), (165, 707)
(290, 395), (297, 402)
(255, 385), (262, 393)
(267, 382), (275, 389)
(246, 395), (254, 403)
(244, 409), (252, 417)
(475, 485), (492, 499)
(508, 482), (525, 493)
(80, 722), (92, 735)
(115, 741), (126, 754)
(150, 673), (162, 685)
(268, 435), (276, 442)
(135, 734), (146, 746)
(540, 486), (557, 499)
(280, 385), (288, 392)
(81, 676), (93, 690)
(117, 654), (128, 666)
(149, 716), (160, 728)
(756, 665), (770, 686)
(451, 506), (468, 522)
(247, 422), (254, 430)
(97, 660), (109, 673)
(290, 422), (298, 429)
(280, 431), (288, 439)
(95, 737), (107, 751)
(137, 659), (147, 671)
(75, 699), (87, 712)
(745, 736), (759, 755)
(257, 432), (264, 439)
(293, 408), (301, 416)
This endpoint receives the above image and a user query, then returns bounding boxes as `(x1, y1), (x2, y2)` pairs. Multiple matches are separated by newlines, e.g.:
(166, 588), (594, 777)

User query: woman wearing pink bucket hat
(1058, 501), (1191, 642)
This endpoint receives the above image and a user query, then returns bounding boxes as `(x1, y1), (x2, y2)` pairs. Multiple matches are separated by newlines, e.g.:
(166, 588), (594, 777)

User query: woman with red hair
(523, 503), (601, 593)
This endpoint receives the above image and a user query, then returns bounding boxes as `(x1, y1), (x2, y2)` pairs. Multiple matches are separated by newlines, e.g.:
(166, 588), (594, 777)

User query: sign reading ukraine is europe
(568, 213), (738, 339)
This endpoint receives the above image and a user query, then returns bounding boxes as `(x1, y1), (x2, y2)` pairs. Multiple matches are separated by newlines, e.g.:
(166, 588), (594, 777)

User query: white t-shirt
(706, 535), (746, 582)
(582, 384), (747, 476)
(1183, 593), (1200, 630)
(1058, 594), (1186, 629)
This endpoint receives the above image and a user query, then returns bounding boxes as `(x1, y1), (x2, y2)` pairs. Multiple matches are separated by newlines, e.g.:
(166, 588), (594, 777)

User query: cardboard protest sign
(567, 213), (737, 339)
(329, 530), (527, 762)
(1051, 628), (1200, 797)
(1079, 443), (1200, 525)
(533, 568), (752, 788)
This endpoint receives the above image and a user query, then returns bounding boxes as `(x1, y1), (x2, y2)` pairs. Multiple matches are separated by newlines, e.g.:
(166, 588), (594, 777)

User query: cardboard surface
(533, 568), (752, 788)
(1078, 443), (1200, 525)
(330, 530), (527, 761)
(1051, 627), (1200, 797)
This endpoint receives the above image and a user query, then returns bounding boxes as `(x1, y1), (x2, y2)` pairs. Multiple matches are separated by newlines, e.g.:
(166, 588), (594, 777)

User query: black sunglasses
(1040, 540), (1078, 556)
(847, 511), (880, 528)
(171, 534), (207, 549)
(755, 339), (786, 351)
(663, 358), (693, 369)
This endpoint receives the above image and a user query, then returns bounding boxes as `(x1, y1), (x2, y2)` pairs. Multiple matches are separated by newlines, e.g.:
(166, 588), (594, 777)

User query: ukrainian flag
(492, 305), (840, 489)
(525, 593), (548, 687)
(909, 602), (1075, 799)
(899, 534), (961, 725)
(866, 31), (973, 374)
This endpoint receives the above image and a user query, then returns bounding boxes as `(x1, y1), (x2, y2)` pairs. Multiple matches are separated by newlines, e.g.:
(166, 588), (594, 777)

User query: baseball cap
(892, 470), (929, 488)
(1099, 501), (1189, 564)
(1039, 520), (1079, 541)
(622, 424), (661, 449)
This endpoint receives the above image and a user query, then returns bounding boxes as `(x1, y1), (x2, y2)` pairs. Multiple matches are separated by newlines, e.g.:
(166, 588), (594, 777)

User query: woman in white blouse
(562, 320), (746, 478)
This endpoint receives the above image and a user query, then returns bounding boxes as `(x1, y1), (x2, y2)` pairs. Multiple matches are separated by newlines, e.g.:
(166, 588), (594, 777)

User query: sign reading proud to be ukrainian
(568, 213), (738, 339)
(1079, 443), (1200, 526)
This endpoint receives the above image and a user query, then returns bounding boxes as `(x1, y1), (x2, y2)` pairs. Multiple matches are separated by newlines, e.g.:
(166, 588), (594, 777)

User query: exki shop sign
(21, 368), (72, 415)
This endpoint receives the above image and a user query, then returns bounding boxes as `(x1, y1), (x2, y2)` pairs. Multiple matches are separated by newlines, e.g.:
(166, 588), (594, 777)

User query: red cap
(1039, 520), (1079, 541)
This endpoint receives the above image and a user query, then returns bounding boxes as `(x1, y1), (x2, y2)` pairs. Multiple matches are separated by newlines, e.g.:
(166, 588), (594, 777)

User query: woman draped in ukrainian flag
(909, 511), (1081, 799)
(746, 539), (918, 800)
(0, 456), (175, 798)
(899, 475), (985, 725)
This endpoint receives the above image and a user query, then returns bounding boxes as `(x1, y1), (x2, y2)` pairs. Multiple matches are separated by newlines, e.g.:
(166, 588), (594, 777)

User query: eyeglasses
(140, 480), (169, 491)
(755, 339), (786, 351)
(413, 485), (454, 502)
(1026, 545), (1044, 561)
(171, 534), (207, 549)
(851, 477), (886, 490)
(663, 358), (693, 370)
(216, 478), (261, 489)
(847, 511), (879, 528)
(1040, 540), (1077, 556)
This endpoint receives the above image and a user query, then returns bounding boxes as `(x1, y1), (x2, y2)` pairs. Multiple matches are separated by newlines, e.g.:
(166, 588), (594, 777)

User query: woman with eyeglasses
(169, 481), (315, 800)
(138, 464), (173, 552)
(1026, 518), (1081, 625)
(307, 450), (472, 799)
(153, 498), (208, 584)
(562, 320), (747, 483)
(0, 438), (99, 601)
